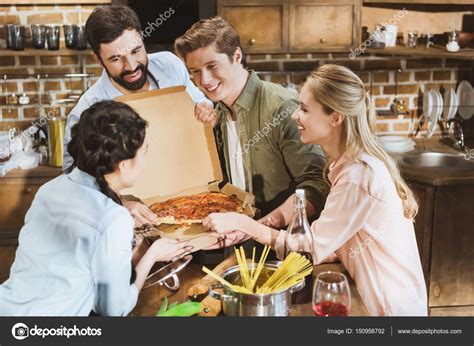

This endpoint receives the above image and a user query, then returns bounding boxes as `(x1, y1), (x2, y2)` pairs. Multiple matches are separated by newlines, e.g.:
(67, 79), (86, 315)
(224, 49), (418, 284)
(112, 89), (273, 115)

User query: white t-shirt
(226, 118), (246, 190)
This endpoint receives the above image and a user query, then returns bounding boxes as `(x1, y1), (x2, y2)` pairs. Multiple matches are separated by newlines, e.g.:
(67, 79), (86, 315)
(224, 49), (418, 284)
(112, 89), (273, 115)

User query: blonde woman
(203, 64), (427, 316)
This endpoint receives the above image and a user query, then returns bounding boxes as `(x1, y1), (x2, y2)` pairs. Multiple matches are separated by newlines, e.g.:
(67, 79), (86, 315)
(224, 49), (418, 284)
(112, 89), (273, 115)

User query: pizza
(149, 192), (243, 225)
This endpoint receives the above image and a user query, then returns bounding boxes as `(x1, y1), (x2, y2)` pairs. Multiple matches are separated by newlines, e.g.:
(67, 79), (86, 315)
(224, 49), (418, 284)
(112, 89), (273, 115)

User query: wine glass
(312, 271), (351, 317)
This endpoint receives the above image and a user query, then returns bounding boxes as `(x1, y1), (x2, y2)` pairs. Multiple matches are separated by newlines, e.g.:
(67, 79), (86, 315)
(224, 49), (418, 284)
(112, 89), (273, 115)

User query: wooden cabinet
(429, 185), (474, 308)
(218, 0), (289, 53)
(218, 0), (361, 53)
(289, 0), (361, 52)
(410, 180), (474, 315)
(411, 182), (435, 285)
(0, 166), (60, 245)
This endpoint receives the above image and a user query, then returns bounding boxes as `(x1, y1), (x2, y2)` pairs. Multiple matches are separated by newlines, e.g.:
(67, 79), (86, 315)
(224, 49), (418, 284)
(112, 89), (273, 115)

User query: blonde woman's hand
(149, 238), (193, 262)
(203, 230), (250, 250)
(203, 212), (253, 235)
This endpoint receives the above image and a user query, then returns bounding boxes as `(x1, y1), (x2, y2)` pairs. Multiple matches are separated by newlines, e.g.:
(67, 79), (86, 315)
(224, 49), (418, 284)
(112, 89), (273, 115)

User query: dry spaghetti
(202, 245), (313, 294)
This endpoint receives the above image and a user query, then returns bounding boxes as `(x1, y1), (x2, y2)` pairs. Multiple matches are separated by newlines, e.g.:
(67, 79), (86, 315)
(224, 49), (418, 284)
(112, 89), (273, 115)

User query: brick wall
(0, 4), (469, 138)
(0, 5), (103, 130)
(247, 53), (468, 136)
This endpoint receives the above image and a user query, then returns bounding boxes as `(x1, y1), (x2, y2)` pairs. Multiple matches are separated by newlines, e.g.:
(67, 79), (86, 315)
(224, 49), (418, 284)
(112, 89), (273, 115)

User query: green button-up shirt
(215, 71), (328, 217)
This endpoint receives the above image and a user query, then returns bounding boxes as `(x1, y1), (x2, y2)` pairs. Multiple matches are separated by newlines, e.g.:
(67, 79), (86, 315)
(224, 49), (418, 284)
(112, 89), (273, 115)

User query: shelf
(366, 46), (474, 60)
(0, 48), (90, 57)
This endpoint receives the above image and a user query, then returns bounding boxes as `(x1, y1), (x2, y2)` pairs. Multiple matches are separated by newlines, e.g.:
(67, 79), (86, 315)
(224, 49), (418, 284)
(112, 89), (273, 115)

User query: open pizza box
(115, 86), (255, 252)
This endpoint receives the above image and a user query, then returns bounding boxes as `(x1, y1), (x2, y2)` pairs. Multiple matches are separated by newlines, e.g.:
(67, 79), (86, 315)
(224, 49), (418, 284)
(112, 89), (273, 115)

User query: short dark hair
(175, 16), (246, 67)
(85, 4), (141, 57)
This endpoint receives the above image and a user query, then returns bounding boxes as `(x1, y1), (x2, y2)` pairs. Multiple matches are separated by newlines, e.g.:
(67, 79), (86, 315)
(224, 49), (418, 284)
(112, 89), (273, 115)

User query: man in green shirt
(175, 17), (327, 247)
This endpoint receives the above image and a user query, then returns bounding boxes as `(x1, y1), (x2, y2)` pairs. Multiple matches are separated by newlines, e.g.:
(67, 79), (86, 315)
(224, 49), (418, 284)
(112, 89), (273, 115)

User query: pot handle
(289, 278), (305, 294)
(161, 274), (180, 291)
(209, 283), (236, 302)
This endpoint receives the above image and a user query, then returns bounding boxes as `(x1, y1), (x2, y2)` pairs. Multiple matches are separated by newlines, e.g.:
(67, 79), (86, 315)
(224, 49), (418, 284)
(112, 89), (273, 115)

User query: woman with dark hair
(0, 100), (192, 316)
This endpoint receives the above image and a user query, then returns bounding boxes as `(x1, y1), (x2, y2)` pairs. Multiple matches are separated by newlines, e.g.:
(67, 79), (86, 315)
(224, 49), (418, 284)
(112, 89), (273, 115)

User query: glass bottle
(284, 189), (315, 304)
(47, 115), (65, 167)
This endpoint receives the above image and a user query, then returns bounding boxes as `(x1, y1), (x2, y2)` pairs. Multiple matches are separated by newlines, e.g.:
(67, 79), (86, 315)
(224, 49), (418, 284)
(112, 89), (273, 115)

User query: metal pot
(209, 263), (304, 316)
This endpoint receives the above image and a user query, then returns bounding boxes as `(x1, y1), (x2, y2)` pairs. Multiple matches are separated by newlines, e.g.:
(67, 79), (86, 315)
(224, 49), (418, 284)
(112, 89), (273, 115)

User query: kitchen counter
(130, 262), (369, 317)
(395, 138), (474, 186)
(0, 165), (62, 244)
(1, 165), (61, 179)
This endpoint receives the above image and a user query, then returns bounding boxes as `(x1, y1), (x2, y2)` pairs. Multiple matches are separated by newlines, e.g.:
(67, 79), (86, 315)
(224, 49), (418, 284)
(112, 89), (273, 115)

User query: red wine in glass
(313, 301), (349, 317)
(312, 271), (351, 317)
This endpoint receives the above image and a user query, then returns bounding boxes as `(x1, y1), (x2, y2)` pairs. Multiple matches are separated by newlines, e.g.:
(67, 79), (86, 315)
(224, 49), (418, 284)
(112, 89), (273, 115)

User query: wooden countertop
(1, 165), (61, 179)
(130, 262), (369, 317)
(396, 138), (474, 186)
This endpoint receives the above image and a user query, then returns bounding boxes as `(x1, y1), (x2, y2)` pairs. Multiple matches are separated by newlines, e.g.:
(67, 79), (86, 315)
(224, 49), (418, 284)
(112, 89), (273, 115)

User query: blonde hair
(306, 64), (418, 219)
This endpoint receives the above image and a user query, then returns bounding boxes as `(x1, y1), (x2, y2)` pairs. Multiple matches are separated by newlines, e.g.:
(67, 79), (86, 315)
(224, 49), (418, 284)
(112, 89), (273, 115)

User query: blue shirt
(0, 168), (138, 316)
(63, 51), (210, 170)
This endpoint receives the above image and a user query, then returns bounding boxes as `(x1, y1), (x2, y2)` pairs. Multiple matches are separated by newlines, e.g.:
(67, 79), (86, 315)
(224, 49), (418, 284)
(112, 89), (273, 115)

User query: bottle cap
(295, 189), (305, 198)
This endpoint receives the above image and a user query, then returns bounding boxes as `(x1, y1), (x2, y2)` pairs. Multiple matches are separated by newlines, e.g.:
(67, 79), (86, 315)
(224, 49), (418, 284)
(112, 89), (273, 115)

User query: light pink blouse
(275, 152), (428, 316)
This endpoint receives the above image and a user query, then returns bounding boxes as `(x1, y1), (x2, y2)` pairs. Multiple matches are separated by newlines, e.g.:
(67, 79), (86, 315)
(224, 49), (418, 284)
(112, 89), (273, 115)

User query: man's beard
(107, 62), (148, 91)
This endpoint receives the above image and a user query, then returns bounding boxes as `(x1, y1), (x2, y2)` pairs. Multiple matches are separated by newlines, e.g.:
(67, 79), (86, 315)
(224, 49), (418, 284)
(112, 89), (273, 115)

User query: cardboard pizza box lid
(115, 86), (223, 199)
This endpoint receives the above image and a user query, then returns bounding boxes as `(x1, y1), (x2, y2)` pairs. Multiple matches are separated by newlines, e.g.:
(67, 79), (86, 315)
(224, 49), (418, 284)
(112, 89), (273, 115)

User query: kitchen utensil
(407, 31), (418, 48)
(423, 89), (432, 117)
(143, 254), (192, 290)
(63, 24), (76, 49)
(446, 30), (460, 52)
(187, 253), (237, 298)
(434, 89), (444, 120)
(426, 89), (442, 138)
(443, 31), (474, 48)
(457, 80), (473, 120)
(209, 263), (305, 316)
(390, 69), (408, 115)
(7, 25), (25, 51)
(46, 25), (60, 50)
(420, 33), (434, 49)
(313, 271), (351, 317)
(73, 25), (87, 50)
(31, 24), (46, 49)
(3, 74), (12, 115)
(443, 87), (458, 121)
(5, 24), (13, 49)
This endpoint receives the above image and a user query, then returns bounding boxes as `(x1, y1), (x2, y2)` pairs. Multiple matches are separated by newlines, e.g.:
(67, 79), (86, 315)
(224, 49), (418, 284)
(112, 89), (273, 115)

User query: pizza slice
(149, 192), (244, 226)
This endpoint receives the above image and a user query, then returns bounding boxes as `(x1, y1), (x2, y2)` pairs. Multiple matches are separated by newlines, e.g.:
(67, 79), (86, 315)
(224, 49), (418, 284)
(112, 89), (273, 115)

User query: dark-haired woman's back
(0, 168), (137, 316)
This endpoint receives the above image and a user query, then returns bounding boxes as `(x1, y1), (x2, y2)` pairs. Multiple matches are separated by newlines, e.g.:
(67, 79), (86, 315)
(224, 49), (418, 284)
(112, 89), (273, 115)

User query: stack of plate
(442, 87), (458, 121)
(423, 89), (443, 138)
(457, 80), (474, 120)
(378, 135), (415, 154)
